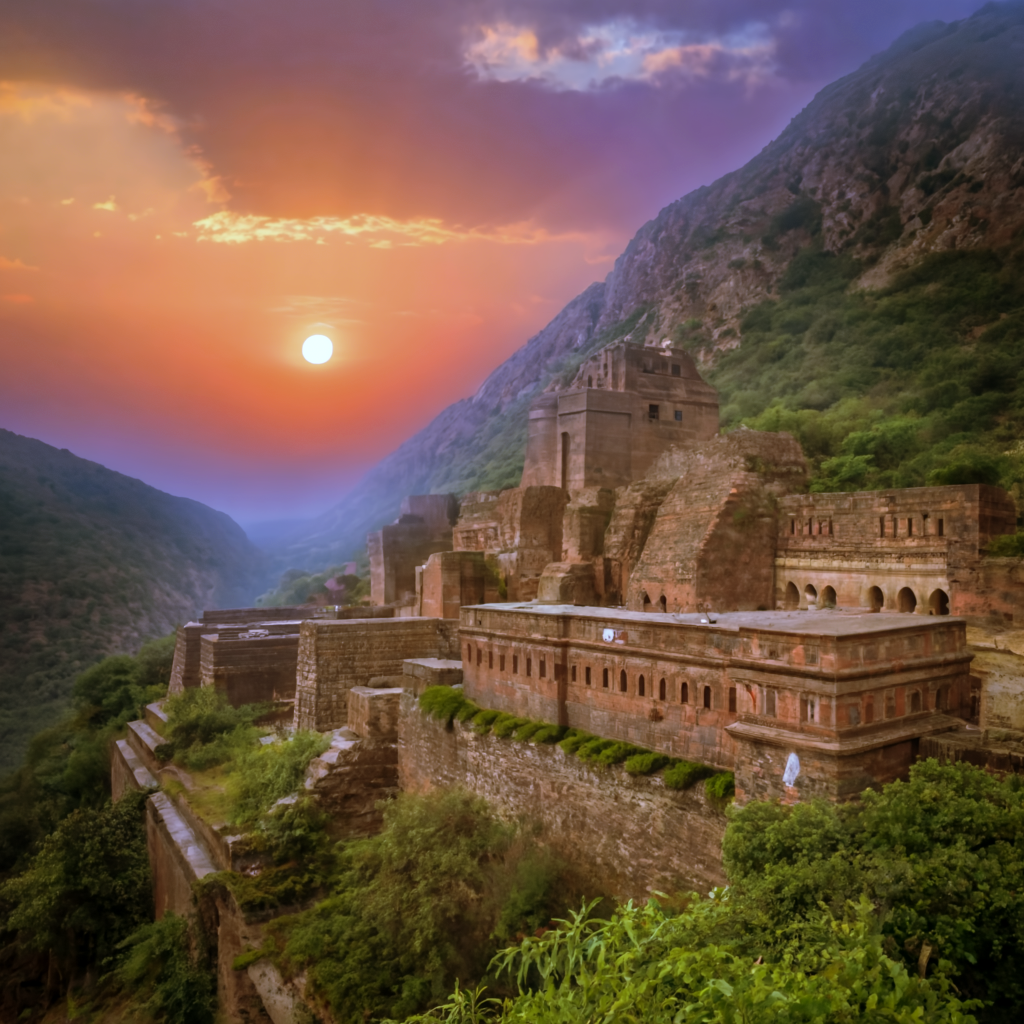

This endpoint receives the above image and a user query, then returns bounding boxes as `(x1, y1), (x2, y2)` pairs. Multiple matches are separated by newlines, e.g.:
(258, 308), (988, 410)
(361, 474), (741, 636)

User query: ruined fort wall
(398, 693), (728, 899)
(775, 485), (1017, 614)
(627, 431), (807, 613)
(198, 633), (299, 705)
(293, 617), (460, 731)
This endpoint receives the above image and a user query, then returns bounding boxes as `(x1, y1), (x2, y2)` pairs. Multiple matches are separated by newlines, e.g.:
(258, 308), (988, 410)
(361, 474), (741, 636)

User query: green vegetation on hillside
(0, 430), (265, 773)
(698, 245), (1024, 500)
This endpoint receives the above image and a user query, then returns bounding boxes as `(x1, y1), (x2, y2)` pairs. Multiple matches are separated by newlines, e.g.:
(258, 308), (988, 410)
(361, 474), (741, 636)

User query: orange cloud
(0, 256), (38, 270)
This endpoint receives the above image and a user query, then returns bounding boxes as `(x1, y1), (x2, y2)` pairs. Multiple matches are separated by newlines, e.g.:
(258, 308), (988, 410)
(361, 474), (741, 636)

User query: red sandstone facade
(521, 342), (719, 491)
(459, 604), (972, 802)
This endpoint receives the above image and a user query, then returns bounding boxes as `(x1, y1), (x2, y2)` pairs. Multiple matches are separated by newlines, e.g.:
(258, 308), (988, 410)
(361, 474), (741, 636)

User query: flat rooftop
(464, 604), (965, 639)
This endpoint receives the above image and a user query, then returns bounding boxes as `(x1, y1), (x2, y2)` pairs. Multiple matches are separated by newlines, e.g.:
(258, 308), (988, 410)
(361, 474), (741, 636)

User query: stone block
(348, 686), (404, 740)
(403, 657), (464, 695)
(537, 562), (598, 605)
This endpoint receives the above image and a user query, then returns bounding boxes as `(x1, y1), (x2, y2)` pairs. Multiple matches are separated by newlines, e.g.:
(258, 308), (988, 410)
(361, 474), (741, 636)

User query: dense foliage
(699, 246), (1024, 500)
(256, 562), (371, 609)
(0, 428), (264, 772)
(402, 762), (1024, 1024)
(0, 634), (172, 875)
(259, 790), (569, 1024)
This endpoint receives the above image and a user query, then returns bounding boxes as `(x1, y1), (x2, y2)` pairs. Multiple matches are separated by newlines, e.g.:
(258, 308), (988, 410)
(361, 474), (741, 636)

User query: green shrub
(558, 730), (597, 755)
(664, 761), (716, 790)
(705, 772), (736, 802)
(227, 731), (330, 826)
(594, 742), (646, 766)
(471, 709), (502, 732)
(163, 687), (269, 754)
(987, 532), (1024, 558)
(514, 721), (545, 741)
(624, 752), (672, 776)
(491, 714), (530, 738)
(115, 913), (215, 1024)
(455, 699), (482, 723)
(419, 686), (470, 724)
(530, 724), (567, 744)
(575, 738), (618, 763)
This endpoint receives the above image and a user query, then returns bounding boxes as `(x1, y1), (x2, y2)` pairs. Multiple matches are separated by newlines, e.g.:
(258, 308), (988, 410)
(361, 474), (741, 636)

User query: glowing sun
(302, 334), (333, 364)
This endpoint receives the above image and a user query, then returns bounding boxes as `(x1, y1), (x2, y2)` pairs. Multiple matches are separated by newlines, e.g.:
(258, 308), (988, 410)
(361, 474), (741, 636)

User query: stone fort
(126, 338), (1024, 1017)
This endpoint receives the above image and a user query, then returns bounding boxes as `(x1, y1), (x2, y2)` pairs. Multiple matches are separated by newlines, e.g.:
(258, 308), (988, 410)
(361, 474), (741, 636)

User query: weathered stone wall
(452, 486), (567, 601)
(419, 550), (499, 620)
(521, 342), (719, 491)
(293, 617), (460, 731)
(628, 430), (807, 613)
(398, 693), (728, 899)
(600, 479), (675, 605)
(369, 517), (453, 607)
(200, 606), (312, 625)
(950, 557), (1024, 623)
(199, 633), (299, 706)
(775, 484), (1018, 614)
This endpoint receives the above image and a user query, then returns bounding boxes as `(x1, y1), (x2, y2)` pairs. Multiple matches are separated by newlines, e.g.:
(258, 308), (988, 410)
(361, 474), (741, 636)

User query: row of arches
(585, 668), (735, 711)
(782, 582), (950, 615)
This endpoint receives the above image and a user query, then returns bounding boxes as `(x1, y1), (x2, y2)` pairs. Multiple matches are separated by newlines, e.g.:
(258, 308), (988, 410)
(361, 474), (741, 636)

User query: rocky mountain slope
(0, 429), (266, 771)
(275, 2), (1024, 570)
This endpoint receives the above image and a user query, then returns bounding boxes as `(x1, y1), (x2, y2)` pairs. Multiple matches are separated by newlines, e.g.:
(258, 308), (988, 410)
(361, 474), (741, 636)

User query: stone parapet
(199, 632), (299, 706)
(403, 658), (464, 694)
(348, 687), (403, 740)
(147, 792), (218, 919)
(112, 739), (158, 801)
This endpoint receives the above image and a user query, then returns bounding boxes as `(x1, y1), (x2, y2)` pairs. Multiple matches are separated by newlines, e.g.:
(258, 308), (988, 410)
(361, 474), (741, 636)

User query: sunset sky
(0, 0), (987, 526)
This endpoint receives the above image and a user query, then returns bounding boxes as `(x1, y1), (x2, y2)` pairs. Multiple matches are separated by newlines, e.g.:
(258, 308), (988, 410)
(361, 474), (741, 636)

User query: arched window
(822, 586), (837, 609)
(898, 587), (917, 614)
(703, 686), (712, 709)
(804, 584), (818, 607)
(784, 582), (799, 609)
(638, 675), (645, 696)
(602, 668), (609, 688)
(680, 681), (689, 703)
(658, 595), (667, 613)
(619, 670), (628, 693)
(929, 589), (949, 616)
(642, 591), (652, 612)
(867, 586), (884, 612)
(659, 678), (666, 700)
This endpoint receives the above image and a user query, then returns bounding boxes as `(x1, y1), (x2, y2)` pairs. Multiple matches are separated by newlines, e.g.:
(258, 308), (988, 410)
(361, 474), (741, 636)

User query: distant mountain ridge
(0, 428), (266, 771)
(272, 2), (1024, 570)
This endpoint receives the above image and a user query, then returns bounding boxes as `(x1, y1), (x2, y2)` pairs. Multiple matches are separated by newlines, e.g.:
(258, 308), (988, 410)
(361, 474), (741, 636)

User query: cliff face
(277, 3), (1024, 570)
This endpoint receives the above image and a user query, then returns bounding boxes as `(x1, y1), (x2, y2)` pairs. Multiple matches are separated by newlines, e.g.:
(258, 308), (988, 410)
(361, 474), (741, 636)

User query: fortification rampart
(198, 632), (299, 705)
(398, 692), (728, 899)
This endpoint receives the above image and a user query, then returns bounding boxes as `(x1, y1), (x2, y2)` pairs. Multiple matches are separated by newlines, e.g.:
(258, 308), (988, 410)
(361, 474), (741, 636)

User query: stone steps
(145, 701), (169, 735)
(112, 739), (158, 800)
(126, 719), (164, 774)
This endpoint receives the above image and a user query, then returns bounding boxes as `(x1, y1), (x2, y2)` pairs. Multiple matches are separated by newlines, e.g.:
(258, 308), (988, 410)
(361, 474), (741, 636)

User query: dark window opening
(728, 687), (737, 713)
(681, 681), (689, 703)
(539, 658), (546, 678)
(642, 591), (652, 612)
(659, 595), (667, 613)
(910, 690), (921, 713)
(892, 515), (898, 536)
(477, 648), (482, 666)
(807, 517), (813, 534)
(828, 518), (834, 536)
(587, 375), (593, 387)
(513, 654), (518, 674)
(790, 519), (796, 535)
(602, 668), (609, 688)
(620, 670), (628, 693)
(638, 675), (645, 696)
(879, 516), (885, 538)
(499, 654), (505, 672)
(659, 678), (666, 700)
(526, 658), (532, 677)
(585, 666), (591, 686)
(766, 689), (776, 716)
(907, 518), (914, 536)
(671, 363), (681, 377)
(938, 518), (944, 537)
(648, 404), (660, 420)
(865, 701), (874, 723)
(703, 686), (712, 710)
(467, 643), (472, 661)
(571, 665), (577, 682)
(488, 651), (493, 669)
(674, 409), (682, 422)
